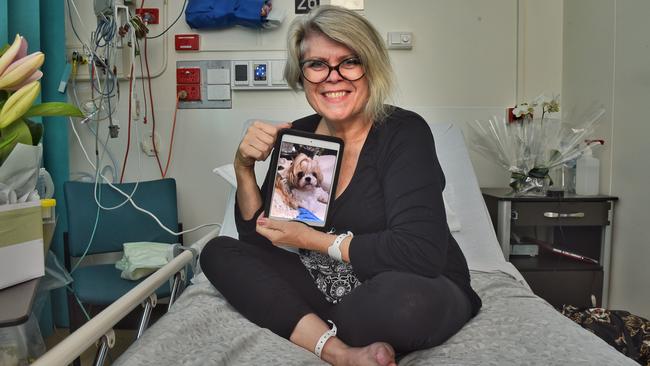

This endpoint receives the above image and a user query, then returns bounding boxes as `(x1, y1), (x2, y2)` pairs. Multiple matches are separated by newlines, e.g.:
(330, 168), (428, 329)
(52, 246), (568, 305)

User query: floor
(44, 328), (135, 366)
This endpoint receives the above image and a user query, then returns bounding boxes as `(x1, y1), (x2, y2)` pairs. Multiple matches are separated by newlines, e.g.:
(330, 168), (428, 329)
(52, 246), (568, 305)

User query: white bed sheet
(427, 123), (521, 280)
(111, 121), (638, 366)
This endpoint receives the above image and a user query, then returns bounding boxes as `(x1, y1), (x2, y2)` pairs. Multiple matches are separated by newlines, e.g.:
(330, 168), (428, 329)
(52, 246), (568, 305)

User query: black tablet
(264, 129), (344, 227)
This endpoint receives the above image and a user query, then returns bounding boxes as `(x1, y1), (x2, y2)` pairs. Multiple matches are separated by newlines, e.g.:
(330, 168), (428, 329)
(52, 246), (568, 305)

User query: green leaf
(0, 118), (32, 165)
(3, 119), (31, 145)
(0, 130), (19, 165)
(23, 102), (84, 118)
(0, 131), (18, 150)
(23, 118), (43, 145)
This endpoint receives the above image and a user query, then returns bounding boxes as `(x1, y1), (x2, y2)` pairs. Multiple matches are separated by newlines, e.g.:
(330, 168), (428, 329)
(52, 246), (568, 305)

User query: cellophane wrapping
(468, 109), (604, 195)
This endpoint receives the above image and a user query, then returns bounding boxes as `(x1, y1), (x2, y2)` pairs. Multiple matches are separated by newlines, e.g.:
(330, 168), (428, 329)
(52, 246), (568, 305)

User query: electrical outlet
(177, 85), (201, 101)
(176, 68), (201, 84)
(135, 8), (159, 24)
(140, 131), (162, 157)
(387, 31), (413, 50)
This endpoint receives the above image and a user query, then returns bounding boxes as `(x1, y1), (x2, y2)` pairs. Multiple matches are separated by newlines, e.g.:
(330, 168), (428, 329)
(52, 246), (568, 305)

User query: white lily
(0, 81), (41, 128)
(0, 34), (27, 76)
(512, 103), (534, 118)
(0, 34), (84, 168)
(0, 51), (45, 90)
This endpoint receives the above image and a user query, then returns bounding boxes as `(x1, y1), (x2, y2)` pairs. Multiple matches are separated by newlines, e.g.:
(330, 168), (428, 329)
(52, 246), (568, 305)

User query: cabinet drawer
(521, 269), (603, 308)
(511, 201), (609, 226)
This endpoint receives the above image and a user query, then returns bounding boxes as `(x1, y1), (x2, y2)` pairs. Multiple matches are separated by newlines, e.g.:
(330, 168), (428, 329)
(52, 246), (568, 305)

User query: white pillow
(213, 163), (461, 234)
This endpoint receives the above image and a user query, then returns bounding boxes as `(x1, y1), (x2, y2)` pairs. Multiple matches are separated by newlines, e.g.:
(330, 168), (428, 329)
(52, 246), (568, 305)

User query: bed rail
(33, 249), (194, 366)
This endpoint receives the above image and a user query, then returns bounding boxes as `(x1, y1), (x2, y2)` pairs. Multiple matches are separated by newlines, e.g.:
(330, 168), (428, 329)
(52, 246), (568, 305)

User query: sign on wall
(295, 0), (319, 14)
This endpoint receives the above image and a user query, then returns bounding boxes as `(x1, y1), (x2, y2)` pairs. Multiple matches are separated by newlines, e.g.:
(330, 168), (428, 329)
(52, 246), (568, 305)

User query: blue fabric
(39, 0), (70, 330)
(6, 0), (40, 50)
(71, 264), (171, 304)
(185, 0), (267, 29)
(296, 207), (321, 223)
(0, 0), (7, 43)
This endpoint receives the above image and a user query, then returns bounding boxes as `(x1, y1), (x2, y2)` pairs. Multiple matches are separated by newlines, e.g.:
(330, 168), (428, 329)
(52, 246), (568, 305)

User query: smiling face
(301, 32), (370, 126)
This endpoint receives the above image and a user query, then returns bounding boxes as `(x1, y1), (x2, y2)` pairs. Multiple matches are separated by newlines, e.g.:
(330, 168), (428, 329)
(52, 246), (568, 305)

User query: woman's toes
(372, 342), (396, 366)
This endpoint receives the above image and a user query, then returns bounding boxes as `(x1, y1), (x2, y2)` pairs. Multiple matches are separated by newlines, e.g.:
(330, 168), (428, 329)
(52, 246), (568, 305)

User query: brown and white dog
(273, 157), (298, 209)
(287, 153), (329, 216)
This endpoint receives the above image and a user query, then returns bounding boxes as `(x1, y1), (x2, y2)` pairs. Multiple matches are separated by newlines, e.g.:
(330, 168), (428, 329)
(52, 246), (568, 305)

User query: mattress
(113, 122), (633, 365)
(113, 270), (635, 365)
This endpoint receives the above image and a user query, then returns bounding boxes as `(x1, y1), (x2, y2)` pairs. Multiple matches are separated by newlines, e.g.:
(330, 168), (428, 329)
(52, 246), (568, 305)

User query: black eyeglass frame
(299, 57), (366, 84)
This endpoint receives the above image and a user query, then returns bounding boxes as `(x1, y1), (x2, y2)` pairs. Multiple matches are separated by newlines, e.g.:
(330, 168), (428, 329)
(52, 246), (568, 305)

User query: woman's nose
(326, 68), (344, 82)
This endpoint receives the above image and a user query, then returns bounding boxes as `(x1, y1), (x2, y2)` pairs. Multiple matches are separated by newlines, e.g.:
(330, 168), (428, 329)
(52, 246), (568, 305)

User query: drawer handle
(544, 212), (585, 218)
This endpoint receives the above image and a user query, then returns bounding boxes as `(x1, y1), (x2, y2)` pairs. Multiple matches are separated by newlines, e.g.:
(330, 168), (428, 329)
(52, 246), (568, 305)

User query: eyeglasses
(299, 57), (365, 84)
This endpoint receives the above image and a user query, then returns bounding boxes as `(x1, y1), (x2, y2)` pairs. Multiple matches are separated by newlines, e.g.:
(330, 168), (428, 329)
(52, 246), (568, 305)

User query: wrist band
(327, 231), (353, 262)
(314, 320), (337, 359)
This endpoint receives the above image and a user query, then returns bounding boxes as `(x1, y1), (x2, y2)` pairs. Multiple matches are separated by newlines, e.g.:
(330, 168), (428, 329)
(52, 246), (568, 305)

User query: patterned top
(298, 248), (361, 303)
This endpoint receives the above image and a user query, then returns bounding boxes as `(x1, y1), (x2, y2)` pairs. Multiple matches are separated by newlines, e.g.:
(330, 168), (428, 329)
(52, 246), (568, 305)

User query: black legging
(200, 236), (472, 353)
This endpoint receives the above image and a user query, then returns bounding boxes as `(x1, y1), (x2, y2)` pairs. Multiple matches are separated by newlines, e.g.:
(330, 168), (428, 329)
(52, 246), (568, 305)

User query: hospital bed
(34, 123), (636, 366)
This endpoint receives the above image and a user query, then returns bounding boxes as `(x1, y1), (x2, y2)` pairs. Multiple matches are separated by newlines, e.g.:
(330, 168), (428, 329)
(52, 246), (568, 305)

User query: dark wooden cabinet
(481, 188), (617, 309)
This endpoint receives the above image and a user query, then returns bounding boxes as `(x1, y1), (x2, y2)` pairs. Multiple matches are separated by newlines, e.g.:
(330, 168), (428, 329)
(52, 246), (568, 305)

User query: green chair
(63, 178), (182, 360)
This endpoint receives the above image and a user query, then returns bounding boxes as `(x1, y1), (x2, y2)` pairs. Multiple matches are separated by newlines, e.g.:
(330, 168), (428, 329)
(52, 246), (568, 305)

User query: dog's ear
(313, 161), (323, 185)
(311, 166), (320, 182)
(287, 161), (298, 186)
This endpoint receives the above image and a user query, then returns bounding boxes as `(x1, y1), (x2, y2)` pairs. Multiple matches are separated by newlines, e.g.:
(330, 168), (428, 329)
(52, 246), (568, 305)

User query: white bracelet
(327, 231), (353, 262)
(314, 320), (337, 359)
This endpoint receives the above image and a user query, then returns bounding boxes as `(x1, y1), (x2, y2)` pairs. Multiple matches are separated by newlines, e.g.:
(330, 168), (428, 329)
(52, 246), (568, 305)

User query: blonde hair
(284, 5), (395, 123)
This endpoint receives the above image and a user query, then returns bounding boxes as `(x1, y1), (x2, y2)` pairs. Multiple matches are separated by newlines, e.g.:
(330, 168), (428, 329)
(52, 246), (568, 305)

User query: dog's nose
(305, 176), (311, 183)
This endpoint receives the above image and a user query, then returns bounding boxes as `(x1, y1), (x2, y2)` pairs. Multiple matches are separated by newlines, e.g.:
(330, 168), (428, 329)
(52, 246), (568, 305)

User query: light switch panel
(207, 68), (230, 84)
(207, 84), (231, 100)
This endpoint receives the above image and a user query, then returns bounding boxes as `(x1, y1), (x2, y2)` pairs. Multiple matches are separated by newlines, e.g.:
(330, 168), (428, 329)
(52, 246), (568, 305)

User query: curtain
(1, 0), (70, 334)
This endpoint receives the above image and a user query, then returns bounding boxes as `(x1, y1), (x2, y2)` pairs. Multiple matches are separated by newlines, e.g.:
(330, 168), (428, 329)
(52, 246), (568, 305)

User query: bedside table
(481, 188), (618, 308)
(0, 278), (39, 327)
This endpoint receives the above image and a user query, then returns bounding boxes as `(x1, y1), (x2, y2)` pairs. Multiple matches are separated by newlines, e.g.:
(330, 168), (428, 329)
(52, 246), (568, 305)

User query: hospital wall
(66, 0), (562, 242)
(64, 1), (563, 278)
(564, 0), (650, 319)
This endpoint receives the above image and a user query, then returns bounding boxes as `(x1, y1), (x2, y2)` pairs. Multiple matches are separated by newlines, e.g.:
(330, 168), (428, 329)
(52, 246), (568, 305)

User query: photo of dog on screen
(270, 142), (338, 224)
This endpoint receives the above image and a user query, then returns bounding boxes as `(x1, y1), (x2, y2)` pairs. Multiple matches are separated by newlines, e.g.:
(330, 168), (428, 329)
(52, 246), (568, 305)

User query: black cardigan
(235, 107), (481, 316)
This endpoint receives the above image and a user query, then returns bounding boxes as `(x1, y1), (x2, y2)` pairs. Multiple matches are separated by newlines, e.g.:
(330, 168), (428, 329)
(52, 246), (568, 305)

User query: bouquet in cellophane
(468, 95), (605, 195)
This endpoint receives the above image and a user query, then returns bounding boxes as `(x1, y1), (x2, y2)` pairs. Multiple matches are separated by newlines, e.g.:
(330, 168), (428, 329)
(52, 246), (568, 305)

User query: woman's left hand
(256, 215), (314, 250)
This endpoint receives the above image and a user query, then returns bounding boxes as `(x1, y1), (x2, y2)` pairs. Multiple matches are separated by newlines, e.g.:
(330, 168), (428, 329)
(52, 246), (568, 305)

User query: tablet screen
(267, 131), (343, 227)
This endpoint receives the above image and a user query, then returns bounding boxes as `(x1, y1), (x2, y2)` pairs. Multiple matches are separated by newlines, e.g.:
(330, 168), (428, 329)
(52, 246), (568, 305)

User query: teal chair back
(64, 178), (179, 257)
(62, 179), (180, 362)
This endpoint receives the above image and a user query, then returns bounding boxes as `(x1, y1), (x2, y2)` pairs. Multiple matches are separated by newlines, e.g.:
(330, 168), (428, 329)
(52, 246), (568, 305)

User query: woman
(201, 5), (481, 366)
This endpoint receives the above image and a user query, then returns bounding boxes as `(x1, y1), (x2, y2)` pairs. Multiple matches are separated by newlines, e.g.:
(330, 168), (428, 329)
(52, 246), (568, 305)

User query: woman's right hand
(234, 121), (291, 169)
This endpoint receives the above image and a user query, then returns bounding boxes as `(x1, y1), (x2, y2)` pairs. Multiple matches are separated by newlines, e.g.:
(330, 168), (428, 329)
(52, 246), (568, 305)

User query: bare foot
(336, 342), (397, 366)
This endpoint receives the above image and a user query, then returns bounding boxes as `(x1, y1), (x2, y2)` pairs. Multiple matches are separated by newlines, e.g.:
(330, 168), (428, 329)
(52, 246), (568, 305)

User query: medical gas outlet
(175, 60), (289, 108)
(176, 60), (232, 109)
(176, 67), (201, 101)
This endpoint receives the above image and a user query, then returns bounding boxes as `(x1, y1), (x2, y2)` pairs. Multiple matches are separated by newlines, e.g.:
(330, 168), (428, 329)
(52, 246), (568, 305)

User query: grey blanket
(114, 271), (636, 365)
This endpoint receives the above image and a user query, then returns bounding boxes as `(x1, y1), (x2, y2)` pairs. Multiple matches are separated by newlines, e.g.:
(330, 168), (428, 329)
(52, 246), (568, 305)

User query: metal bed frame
(33, 242), (203, 366)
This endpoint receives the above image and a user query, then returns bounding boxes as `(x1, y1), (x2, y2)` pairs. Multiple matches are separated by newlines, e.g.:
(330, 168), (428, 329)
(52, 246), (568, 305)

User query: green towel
(115, 242), (174, 280)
